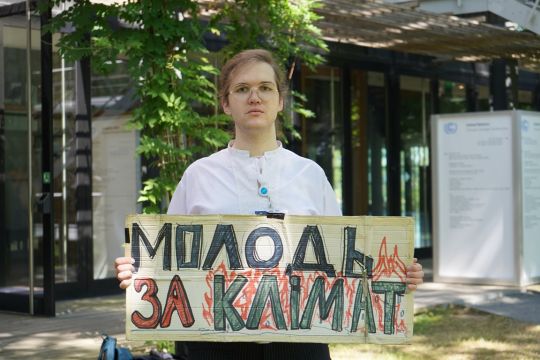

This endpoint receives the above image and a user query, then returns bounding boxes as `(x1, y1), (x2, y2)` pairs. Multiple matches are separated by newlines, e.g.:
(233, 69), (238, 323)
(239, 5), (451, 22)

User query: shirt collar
(227, 140), (283, 158)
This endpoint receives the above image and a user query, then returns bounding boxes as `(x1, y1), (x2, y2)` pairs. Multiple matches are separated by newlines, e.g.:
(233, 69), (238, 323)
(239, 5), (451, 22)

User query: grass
(330, 305), (540, 360)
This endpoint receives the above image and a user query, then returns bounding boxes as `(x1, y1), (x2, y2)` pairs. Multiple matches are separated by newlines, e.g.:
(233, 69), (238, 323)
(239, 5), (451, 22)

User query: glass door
(301, 66), (343, 210)
(399, 75), (432, 249)
(51, 33), (80, 288)
(1, 7), (138, 311)
(0, 14), (43, 313)
(348, 69), (389, 217)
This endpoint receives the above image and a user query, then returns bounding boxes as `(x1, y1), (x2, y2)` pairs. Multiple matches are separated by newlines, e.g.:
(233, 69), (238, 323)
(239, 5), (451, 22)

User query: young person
(115, 49), (424, 360)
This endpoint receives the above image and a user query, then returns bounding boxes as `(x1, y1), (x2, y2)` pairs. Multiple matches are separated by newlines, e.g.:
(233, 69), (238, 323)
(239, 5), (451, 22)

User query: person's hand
(115, 257), (135, 289)
(406, 258), (424, 292)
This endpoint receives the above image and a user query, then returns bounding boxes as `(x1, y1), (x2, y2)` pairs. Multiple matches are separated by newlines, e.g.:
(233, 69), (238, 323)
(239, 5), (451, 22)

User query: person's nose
(247, 88), (262, 104)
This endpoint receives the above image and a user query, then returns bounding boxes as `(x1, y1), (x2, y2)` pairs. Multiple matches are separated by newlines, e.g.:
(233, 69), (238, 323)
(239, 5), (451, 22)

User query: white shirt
(168, 142), (341, 216)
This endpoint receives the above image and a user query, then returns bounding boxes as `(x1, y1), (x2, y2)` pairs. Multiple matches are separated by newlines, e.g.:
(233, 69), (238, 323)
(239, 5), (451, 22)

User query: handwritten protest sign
(125, 215), (414, 344)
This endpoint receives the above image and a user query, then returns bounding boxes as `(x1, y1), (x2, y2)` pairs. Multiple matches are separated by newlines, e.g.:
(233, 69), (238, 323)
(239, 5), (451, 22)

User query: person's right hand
(115, 257), (135, 289)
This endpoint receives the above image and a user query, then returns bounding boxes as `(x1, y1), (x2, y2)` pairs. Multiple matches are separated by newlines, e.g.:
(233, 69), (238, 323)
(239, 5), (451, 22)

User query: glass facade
(297, 62), (540, 252)
(51, 34), (78, 284)
(477, 85), (490, 111)
(91, 60), (138, 280)
(50, 48), (139, 283)
(0, 11), (139, 313)
(439, 80), (467, 114)
(399, 76), (432, 249)
(366, 71), (388, 216)
(346, 69), (389, 217)
(518, 89), (534, 110)
(302, 66), (343, 210)
(0, 16), (43, 298)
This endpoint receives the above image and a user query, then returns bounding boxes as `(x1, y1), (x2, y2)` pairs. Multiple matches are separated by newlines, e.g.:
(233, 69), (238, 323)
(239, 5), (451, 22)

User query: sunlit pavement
(0, 295), (132, 359)
(415, 281), (540, 324)
(414, 258), (540, 325)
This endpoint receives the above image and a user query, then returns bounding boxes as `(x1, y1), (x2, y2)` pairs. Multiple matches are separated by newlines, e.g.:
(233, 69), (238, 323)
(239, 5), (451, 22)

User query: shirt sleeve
(167, 171), (189, 215)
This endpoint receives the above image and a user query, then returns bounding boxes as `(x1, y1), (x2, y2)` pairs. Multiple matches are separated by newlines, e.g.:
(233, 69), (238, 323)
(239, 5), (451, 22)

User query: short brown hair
(218, 49), (288, 104)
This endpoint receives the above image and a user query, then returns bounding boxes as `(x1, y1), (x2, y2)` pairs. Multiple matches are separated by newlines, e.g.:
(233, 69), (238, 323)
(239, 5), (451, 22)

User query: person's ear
(222, 98), (232, 115)
(278, 96), (284, 112)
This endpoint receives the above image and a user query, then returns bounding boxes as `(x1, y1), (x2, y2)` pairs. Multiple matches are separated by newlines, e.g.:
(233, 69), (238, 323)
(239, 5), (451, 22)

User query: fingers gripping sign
(115, 257), (135, 289)
(405, 258), (424, 292)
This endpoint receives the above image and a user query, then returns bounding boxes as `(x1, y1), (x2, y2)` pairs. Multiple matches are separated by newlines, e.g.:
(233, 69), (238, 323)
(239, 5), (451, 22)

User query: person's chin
(239, 118), (273, 131)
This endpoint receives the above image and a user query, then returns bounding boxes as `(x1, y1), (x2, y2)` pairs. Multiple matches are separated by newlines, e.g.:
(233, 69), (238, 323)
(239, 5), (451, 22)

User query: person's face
(222, 61), (284, 135)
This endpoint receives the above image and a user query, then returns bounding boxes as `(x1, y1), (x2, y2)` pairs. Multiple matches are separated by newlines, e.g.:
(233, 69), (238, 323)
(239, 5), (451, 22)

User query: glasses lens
(257, 84), (277, 99)
(230, 84), (277, 100)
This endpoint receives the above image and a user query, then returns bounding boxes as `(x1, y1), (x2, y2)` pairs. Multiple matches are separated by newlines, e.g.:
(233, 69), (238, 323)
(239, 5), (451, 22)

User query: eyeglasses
(228, 83), (279, 100)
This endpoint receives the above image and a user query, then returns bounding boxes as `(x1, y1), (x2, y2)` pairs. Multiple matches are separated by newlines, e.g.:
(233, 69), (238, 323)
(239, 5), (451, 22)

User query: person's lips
(247, 109), (264, 114)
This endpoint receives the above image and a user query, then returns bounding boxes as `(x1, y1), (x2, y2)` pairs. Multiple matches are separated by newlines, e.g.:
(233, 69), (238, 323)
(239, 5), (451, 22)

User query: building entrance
(0, 12), (46, 314)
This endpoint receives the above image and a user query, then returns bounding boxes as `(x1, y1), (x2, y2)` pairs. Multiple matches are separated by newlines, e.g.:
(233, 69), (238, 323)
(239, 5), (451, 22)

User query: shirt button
(259, 186), (269, 197)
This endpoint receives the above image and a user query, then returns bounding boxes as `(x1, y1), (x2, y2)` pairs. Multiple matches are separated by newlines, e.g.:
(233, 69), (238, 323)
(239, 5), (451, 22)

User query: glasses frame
(227, 82), (280, 101)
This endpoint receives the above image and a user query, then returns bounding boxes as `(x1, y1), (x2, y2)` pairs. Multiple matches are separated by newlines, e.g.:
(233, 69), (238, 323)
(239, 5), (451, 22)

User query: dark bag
(98, 335), (133, 360)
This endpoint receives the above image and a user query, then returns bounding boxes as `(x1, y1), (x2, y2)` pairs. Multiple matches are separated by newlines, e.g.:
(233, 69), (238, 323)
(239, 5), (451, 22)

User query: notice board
(124, 215), (415, 344)
(432, 110), (540, 286)
(520, 112), (540, 284)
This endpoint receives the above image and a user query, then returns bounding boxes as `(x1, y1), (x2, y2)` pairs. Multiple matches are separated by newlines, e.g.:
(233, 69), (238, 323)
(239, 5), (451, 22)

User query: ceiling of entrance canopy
(315, 0), (540, 71)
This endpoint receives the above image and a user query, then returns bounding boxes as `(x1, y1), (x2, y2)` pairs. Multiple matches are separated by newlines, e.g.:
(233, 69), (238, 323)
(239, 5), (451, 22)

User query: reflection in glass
(91, 59), (138, 279)
(52, 33), (78, 284)
(366, 71), (388, 216)
(477, 85), (490, 111)
(303, 66), (343, 210)
(518, 90), (533, 110)
(0, 19), (42, 296)
(399, 75), (432, 248)
(439, 80), (466, 114)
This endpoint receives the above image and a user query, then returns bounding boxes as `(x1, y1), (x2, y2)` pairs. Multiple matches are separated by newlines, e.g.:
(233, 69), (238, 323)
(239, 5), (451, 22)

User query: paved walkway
(1, 260), (539, 359)
(415, 258), (540, 324)
(415, 282), (540, 324)
(0, 295), (130, 359)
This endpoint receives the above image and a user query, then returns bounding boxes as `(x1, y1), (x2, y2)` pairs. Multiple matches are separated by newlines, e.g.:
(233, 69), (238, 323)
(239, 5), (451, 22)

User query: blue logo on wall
(444, 122), (458, 134)
(522, 119), (529, 132)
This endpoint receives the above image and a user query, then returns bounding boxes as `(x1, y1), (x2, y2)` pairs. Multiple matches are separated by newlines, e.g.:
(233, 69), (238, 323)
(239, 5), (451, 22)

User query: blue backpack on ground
(98, 335), (133, 360)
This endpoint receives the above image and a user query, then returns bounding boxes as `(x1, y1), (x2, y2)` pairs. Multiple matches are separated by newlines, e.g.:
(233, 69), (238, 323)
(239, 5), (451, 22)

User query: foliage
(41, 0), (326, 212)
(143, 339), (175, 354)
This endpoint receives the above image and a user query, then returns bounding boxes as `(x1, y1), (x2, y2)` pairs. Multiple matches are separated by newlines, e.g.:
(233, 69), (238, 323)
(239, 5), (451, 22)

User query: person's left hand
(406, 258), (424, 292)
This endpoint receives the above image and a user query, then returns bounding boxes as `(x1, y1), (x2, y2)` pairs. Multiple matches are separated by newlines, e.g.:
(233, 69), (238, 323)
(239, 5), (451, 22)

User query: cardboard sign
(125, 215), (414, 344)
